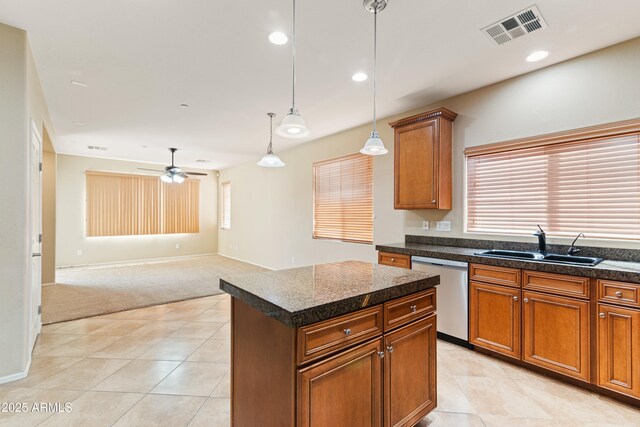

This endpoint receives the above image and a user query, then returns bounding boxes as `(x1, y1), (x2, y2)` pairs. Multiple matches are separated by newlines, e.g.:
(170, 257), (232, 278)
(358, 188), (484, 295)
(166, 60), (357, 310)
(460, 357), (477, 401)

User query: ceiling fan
(138, 148), (208, 183)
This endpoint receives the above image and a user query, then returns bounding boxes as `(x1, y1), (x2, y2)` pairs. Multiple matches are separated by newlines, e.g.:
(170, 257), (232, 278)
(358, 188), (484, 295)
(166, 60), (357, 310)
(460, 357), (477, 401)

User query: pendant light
(276, 0), (310, 139)
(258, 113), (286, 167)
(360, 0), (389, 156)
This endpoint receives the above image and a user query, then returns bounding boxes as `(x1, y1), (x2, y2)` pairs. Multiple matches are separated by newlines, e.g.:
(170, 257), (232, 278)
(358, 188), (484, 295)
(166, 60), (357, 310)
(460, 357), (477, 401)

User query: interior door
(30, 120), (42, 349)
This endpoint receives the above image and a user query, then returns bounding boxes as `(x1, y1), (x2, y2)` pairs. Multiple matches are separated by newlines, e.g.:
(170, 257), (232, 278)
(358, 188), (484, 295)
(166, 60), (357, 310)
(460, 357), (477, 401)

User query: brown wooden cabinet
(232, 288), (437, 427)
(389, 108), (457, 210)
(378, 251), (411, 269)
(469, 281), (521, 359)
(597, 303), (640, 399)
(384, 315), (436, 427)
(297, 339), (384, 427)
(522, 290), (590, 382)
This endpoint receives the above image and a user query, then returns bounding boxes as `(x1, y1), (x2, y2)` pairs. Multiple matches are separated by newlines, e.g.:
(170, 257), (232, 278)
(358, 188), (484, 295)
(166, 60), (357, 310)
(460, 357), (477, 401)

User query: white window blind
(221, 182), (231, 230)
(466, 133), (640, 240)
(313, 153), (373, 244)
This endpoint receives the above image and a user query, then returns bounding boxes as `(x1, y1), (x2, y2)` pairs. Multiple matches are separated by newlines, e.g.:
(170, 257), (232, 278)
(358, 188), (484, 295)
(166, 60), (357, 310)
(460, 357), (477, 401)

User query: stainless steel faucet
(568, 233), (585, 256)
(533, 225), (546, 254)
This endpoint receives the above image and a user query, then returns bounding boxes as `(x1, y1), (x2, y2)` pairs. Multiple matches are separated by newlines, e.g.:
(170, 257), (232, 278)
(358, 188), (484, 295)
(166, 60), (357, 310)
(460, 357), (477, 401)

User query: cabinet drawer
(470, 264), (520, 288)
(378, 252), (411, 269)
(383, 288), (436, 332)
(297, 306), (383, 365)
(523, 270), (589, 299)
(598, 280), (640, 308)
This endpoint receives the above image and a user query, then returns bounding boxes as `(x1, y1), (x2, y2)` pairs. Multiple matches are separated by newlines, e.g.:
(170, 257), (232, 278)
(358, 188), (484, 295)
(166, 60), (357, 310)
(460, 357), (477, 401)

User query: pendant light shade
(276, 0), (310, 139)
(258, 113), (286, 168)
(360, 0), (389, 156)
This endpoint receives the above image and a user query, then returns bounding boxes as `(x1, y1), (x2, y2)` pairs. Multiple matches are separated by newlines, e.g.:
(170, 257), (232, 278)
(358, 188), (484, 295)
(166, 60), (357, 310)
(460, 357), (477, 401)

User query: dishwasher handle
(411, 256), (468, 269)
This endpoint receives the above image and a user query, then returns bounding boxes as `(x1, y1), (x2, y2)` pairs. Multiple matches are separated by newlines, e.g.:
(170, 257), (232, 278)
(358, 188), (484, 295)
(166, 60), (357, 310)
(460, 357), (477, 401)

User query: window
(221, 181), (231, 230)
(86, 171), (200, 237)
(466, 126), (640, 241)
(313, 153), (373, 244)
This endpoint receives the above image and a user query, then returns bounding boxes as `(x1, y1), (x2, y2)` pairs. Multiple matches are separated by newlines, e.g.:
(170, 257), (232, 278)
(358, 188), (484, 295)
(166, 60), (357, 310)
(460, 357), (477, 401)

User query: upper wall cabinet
(390, 108), (457, 210)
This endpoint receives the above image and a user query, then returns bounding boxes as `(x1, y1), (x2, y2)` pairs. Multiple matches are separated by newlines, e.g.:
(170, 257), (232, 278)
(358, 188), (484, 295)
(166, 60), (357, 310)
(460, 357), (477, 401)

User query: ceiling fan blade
(138, 168), (165, 172)
(185, 172), (208, 176)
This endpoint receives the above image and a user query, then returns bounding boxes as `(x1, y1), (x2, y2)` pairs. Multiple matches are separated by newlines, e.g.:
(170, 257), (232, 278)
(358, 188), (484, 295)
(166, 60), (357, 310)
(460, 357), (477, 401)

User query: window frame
(312, 152), (374, 245)
(464, 118), (640, 242)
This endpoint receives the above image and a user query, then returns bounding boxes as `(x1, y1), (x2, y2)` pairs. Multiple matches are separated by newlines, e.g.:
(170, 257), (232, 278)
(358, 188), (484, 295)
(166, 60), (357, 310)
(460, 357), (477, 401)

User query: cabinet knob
(513, 296), (518, 302)
(431, 199), (436, 203)
(599, 313), (606, 318)
(410, 305), (417, 312)
(390, 258), (395, 262)
(344, 328), (351, 336)
(377, 351), (385, 359)
(523, 298), (529, 303)
(615, 291), (623, 298)
(387, 345), (394, 353)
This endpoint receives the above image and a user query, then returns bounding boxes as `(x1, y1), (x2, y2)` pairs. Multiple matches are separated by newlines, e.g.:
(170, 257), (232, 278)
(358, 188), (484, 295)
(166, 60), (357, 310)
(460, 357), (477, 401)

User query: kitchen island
(220, 260), (440, 427)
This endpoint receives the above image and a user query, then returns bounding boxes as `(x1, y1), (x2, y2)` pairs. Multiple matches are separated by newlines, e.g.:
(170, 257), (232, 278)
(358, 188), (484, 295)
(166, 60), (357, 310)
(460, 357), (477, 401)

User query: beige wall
(219, 37), (640, 270)
(42, 147), (56, 284)
(56, 154), (219, 267)
(0, 23), (57, 380)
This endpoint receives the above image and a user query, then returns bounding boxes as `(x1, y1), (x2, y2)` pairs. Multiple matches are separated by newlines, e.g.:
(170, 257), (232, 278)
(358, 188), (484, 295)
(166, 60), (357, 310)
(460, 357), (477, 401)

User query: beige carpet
(42, 255), (266, 324)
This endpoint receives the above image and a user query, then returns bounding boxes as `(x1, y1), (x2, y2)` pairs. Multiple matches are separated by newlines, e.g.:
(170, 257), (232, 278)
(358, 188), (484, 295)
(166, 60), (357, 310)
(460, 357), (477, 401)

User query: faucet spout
(533, 225), (546, 254)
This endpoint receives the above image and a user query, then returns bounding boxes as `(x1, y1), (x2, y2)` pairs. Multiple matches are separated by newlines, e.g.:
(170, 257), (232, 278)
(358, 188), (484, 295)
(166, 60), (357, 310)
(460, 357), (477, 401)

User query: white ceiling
(1, 0), (640, 169)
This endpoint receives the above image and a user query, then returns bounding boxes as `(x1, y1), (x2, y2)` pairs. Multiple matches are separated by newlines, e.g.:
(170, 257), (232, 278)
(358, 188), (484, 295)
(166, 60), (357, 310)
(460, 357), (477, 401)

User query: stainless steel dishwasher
(411, 256), (469, 346)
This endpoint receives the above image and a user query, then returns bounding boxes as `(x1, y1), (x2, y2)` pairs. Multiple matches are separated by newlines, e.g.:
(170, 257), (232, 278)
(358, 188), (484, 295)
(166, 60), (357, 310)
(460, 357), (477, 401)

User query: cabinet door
(297, 339), (383, 427)
(394, 119), (438, 209)
(522, 291), (590, 382)
(597, 304), (640, 398)
(469, 281), (521, 359)
(384, 314), (436, 427)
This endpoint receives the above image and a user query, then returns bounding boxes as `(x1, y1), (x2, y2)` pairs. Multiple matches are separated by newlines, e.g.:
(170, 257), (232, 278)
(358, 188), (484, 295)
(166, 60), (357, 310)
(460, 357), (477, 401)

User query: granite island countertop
(219, 260), (439, 327)
(376, 242), (640, 284)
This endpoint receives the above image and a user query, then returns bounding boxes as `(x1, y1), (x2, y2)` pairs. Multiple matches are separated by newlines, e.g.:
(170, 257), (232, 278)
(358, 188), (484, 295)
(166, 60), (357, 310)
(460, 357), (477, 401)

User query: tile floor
(1, 294), (638, 426)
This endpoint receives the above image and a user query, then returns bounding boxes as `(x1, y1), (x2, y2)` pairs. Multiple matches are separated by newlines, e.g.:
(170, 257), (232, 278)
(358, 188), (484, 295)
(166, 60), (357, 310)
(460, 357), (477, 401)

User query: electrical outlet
(76, 249), (83, 256)
(291, 256), (295, 264)
(422, 221), (430, 230)
(436, 221), (452, 232)
(235, 244), (239, 252)
(175, 243), (180, 249)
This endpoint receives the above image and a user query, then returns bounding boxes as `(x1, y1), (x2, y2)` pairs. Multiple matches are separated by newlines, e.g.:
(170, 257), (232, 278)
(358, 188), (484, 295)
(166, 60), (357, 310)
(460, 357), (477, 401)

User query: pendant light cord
(291, 0), (297, 110)
(268, 113), (275, 154)
(372, 8), (378, 132)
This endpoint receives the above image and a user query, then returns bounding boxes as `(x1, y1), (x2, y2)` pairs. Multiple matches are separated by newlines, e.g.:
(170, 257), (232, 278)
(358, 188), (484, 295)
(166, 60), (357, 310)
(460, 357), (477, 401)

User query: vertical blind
(86, 171), (200, 237)
(313, 153), (373, 244)
(466, 133), (640, 240)
(221, 182), (231, 230)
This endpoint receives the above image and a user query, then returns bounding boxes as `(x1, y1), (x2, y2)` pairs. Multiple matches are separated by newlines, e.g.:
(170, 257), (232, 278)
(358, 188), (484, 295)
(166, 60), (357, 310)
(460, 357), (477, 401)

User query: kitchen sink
(476, 249), (603, 266)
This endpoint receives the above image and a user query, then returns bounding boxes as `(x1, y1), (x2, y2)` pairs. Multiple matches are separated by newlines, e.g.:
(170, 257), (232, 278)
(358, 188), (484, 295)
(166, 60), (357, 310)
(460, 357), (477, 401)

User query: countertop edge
(376, 244), (640, 284)
(220, 275), (440, 328)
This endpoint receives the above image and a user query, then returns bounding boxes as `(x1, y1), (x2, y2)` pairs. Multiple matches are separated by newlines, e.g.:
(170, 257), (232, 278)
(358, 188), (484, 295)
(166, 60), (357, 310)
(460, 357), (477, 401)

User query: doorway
(29, 119), (42, 349)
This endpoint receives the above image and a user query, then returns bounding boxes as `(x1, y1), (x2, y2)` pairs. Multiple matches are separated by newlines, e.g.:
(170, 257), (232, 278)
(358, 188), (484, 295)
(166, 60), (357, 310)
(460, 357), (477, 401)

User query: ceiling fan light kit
(360, 0), (389, 156)
(138, 147), (208, 183)
(258, 113), (286, 167)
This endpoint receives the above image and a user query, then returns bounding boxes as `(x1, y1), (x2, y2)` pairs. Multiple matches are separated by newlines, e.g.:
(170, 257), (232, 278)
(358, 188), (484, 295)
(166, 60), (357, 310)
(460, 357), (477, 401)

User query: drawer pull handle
(513, 296), (518, 302)
(344, 328), (351, 336)
(390, 258), (395, 262)
(387, 345), (394, 353)
(377, 351), (385, 359)
(599, 313), (606, 318)
(410, 305), (417, 312)
(615, 291), (623, 298)
(524, 298), (529, 303)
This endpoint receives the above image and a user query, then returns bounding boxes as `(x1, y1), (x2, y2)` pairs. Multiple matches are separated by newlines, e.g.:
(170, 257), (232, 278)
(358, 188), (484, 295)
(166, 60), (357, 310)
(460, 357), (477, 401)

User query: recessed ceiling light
(69, 140), (77, 144)
(180, 103), (189, 108)
(71, 80), (88, 87)
(73, 121), (85, 126)
(352, 72), (368, 82)
(526, 50), (549, 62)
(141, 145), (148, 148)
(268, 32), (288, 45)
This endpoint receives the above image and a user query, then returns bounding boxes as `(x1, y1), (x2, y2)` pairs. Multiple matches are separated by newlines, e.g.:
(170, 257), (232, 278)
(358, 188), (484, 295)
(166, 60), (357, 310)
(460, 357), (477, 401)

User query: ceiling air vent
(482, 5), (547, 46)
(195, 159), (211, 163)
(87, 145), (107, 151)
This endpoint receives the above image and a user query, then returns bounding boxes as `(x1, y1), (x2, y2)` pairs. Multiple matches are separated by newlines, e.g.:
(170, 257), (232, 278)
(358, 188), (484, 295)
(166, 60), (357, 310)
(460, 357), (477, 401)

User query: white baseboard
(57, 252), (219, 270)
(0, 354), (32, 385)
(216, 254), (273, 271)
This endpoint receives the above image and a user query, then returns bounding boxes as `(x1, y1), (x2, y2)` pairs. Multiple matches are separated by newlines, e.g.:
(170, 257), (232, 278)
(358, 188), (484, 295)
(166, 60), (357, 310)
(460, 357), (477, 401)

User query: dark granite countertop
(376, 242), (640, 284)
(220, 260), (439, 328)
